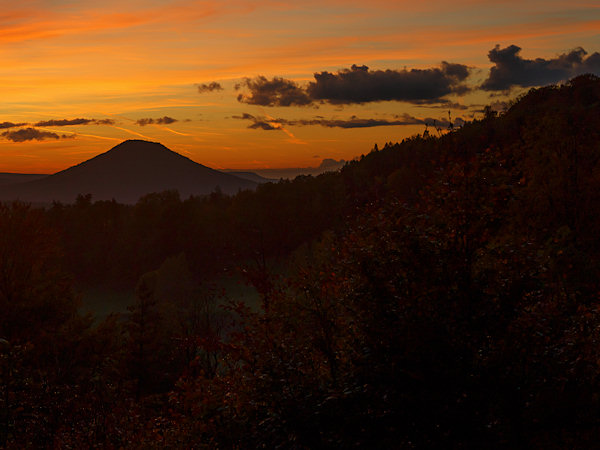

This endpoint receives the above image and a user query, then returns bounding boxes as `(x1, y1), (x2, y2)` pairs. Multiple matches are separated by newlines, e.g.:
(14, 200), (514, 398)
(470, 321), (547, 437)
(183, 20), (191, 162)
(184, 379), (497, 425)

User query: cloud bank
(135, 116), (178, 126)
(233, 112), (461, 130)
(0, 122), (27, 129)
(236, 62), (471, 107)
(197, 82), (224, 93)
(234, 45), (600, 114)
(2, 128), (72, 142)
(34, 118), (115, 126)
(481, 45), (600, 91)
(236, 76), (313, 106)
(307, 63), (470, 104)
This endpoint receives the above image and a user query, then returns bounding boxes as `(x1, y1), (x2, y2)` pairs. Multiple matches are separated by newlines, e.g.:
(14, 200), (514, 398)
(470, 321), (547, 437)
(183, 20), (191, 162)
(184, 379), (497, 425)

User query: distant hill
(225, 171), (277, 184)
(0, 173), (46, 186)
(0, 140), (256, 204)
(224, 158), (346, 181)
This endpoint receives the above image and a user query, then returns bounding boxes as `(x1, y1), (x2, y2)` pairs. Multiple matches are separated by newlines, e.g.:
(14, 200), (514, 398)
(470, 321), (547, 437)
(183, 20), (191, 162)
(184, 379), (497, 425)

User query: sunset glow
(0, 0), (598, 173)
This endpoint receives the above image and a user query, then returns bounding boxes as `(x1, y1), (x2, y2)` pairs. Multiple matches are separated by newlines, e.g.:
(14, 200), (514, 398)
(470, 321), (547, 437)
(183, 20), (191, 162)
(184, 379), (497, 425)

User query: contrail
(110, 126), (152, 140)
(155, 125), (192, 136)
(261, 110), (306, 144)
(37, 128), (121, 142)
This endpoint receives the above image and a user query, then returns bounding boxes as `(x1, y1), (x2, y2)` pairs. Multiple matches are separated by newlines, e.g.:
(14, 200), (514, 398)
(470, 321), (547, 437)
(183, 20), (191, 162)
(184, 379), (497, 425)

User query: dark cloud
(289, 114), (423, 128)
(236, 62), (470, 107)
(34, 118), (115, 126)
(231, 113), (281, 130)
(306, 62), (470, 104)
(413, 100), (469, 110)
(1, 127), (71, 142)
(94, 119), (116, 125)
(35, 118), (89, 126)
(135, 116), (178, 126)
(155, 116), (177, 125)
(234, 112), (434, 129)
(250, 121), (279, 130)
(236, 76), (313, 106)
(0, 122), (26, 129)
(197, 81), (224, 93)
(481, 45), (600, 91)
(232, 113), (286, 130)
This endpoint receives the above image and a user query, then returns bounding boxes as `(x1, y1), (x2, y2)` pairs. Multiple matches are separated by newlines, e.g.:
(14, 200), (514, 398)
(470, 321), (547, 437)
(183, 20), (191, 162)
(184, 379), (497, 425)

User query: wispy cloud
(2, 127), (72, 142)
(197, 81), (224, 93)
(34, 118), (115, 126)
(135, 116), (178, 126)
(0, 121), (27, 129)
(0, 1), (219, 44)
(233, 112), (455, 129)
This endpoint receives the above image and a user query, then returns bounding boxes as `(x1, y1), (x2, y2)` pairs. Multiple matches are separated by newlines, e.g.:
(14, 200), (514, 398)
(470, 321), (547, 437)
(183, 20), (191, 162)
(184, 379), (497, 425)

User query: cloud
(1, 127), (72, 142)
(234, 112), (440, 129)
(318, 158), (346, 170)
(236, 76), (313, 106)
(197, 81), (224, 93)
(0, 121), (27, 129)
(306, 63), (470, 104)
(481, 45), (600, 91)
(232, 113), (255, 120)
(34, 118), (115, 126)
(289, 114), (423, 128)
(0, 2), (220, 46)
(94, 119), (116, 125)
(236, 62), (470, 106)
(135, 116), (178, 126)
(231, 113), (279, 130)
(413, 100), (469, 110)
(249, 121), (279, 130)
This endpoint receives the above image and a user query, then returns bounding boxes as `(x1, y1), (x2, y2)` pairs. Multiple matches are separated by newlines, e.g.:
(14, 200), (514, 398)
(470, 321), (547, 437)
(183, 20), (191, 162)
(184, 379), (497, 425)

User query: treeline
(1, 74), (600, 447)
(45, 169), (346, 287)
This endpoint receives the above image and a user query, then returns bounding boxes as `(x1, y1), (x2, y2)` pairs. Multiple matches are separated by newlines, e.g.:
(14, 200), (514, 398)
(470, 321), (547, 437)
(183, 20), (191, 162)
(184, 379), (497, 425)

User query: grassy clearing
(77, 274), (261, 324)
(78, 286), (135, 322)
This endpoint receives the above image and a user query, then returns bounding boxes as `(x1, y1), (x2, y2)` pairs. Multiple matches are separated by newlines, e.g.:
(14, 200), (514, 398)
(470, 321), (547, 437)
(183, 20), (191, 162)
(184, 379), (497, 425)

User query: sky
(0, 0), (598, 173)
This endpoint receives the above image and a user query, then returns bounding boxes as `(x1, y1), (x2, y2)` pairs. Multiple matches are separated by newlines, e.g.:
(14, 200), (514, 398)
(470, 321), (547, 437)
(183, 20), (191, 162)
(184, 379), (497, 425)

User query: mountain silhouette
(0, 173), (45, 186)
(225, 171), (277, 183)
(0, 140), (257, 204)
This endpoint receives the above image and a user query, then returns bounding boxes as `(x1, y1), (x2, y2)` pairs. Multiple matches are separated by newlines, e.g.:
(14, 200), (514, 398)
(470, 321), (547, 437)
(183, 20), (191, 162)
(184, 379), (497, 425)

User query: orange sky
(0, 0), (598, 173)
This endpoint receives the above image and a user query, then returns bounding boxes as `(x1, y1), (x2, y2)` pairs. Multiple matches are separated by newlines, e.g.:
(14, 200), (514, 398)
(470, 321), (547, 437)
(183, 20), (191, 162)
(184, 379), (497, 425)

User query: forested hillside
(1, 74), (600, 447)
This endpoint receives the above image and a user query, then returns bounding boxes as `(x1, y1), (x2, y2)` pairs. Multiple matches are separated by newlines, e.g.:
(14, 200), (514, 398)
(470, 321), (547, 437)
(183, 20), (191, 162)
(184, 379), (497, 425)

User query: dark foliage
(1, 74), (600, 447)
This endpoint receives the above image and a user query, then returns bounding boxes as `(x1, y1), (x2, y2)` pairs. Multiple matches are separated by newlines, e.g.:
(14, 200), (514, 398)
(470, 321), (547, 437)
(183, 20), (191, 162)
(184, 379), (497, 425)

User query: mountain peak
(0, 140), (257, 204)
(109, 139), (169, 152)
(86, 139), (199, 169)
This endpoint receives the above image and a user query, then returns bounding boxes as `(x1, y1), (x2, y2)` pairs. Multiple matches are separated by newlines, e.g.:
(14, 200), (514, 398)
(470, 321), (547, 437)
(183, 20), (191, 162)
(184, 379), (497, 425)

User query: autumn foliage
(2, 75), (600, 447)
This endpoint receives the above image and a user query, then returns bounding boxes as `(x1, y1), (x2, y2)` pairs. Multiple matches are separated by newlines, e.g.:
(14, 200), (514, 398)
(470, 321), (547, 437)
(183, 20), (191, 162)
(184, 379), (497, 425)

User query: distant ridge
(0, 140), (257, 204)
(226, 171), (277, 183)
(0, 173), (46, 186)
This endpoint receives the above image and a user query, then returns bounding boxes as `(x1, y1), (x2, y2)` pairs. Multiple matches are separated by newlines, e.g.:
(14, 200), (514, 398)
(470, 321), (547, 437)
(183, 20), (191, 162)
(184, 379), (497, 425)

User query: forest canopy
(1, 74), (600, 448)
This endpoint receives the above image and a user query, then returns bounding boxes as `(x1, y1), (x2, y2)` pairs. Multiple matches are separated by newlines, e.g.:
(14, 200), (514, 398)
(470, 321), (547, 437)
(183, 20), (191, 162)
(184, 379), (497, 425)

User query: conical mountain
(0, 140), (257, 204)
